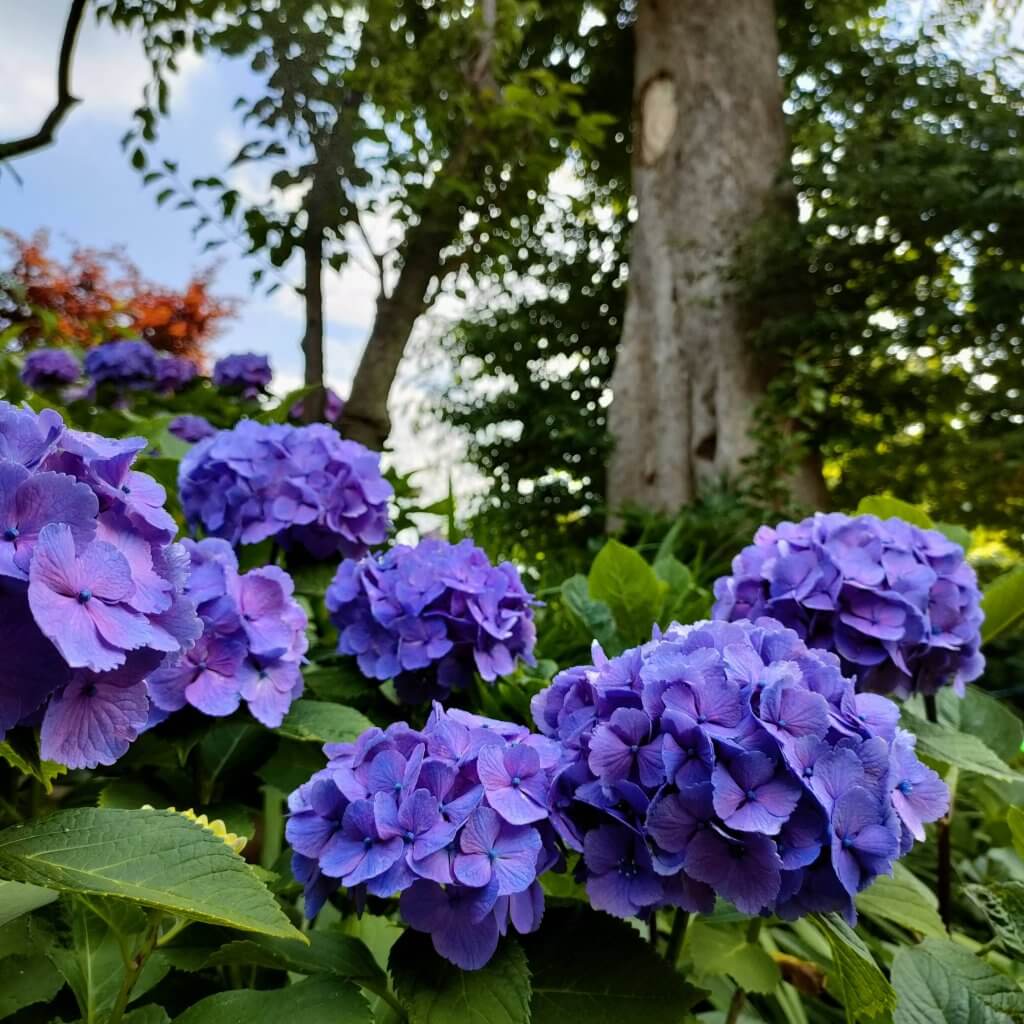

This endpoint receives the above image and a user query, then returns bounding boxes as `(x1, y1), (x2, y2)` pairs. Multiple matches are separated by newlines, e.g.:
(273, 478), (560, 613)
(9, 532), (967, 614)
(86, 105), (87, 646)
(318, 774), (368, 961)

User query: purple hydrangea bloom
(286, 703), (563, 970)
(0, 401), (201, 769)
(83, 340), (160, 390)
(326, 538), (538, 703)
(21, 349), (81, 390)
(712, 513), (985, 697)
(168, 414), (217, 444)
(146, 538), (308, 727)
(289, 387), (345, 424)
(212, 352), (272, 398)
(154, 355), (198, 393)
(531, 618), (947, 924)
(179, 420), (392, 559)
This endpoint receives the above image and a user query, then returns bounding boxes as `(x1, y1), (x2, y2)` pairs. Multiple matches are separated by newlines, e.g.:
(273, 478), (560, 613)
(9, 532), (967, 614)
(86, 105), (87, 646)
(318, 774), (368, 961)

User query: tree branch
(0, 0), (89, 161)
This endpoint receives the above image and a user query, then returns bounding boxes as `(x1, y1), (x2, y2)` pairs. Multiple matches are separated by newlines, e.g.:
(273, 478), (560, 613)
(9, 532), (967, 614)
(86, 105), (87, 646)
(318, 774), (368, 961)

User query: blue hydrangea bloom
(83, 340), (160, 390)
(212, 352), (272, 398)
(712, 513), (984, 697)
(286, 703), (563, 969)
(154, 355), (198, 393)
(326, 538), (538, 703)
(21, 349), (80, 390)
(179, 420), (392, 558)
(168, 414), (216, 444)
(146, 538), (308, 727)
(531, 618), (947, 923)
(0, 401), (201, 769)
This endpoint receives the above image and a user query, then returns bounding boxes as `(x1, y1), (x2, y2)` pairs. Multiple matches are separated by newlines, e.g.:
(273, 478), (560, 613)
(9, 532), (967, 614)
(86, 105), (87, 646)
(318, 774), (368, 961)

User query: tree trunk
(607, 0), (824, 521)
(301, 202), (327, 424)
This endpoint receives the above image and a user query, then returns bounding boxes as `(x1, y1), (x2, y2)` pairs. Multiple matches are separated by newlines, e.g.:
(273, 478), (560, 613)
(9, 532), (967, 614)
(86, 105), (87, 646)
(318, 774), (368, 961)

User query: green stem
(261, 784), (284, 870)
(923, 696), (954, 929)
(665, 909), (690, 965)
(155, 917), (192, 948)
(107, 910), (163, 1024)
(725, 919), (764, 1024)
(365, 983), (406, 1021)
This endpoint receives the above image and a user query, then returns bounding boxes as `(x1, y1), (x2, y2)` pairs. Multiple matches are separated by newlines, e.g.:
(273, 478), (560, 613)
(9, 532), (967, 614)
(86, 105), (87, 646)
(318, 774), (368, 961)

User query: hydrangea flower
(531, 618), (947, 923)
(326, 538), (538, 703)
(286, 704), (563, 969)
(146, 538), (308, 727)
(154, 355), (198, 393)
(289, 387), (344, 424)
(711, 513), (984, 697)
(213, 353), (272, 398)
(0, 401), (201, 769)
(21, 349), (80, 390)
(179, 420), (392, 559)
(168, 414), (217, 444)
(83, 340), (160, 390)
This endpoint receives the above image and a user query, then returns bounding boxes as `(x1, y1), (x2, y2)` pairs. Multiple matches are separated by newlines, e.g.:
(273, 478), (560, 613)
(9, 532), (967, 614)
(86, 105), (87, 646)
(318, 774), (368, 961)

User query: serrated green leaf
(588, 540), (665, 645)
(857, 863), (946, 938)
(901, 710), (1021, 782)
(982, 566), (1024, 644)
(0, 879), (57, 927)
(0, 736), (67, 792)
(174, 976), (371, 1024)
(956, 689), (1024, 763)
(812, 913), (897, 1024)
(0, 952), (64, 1019)
(390, 931), (531, 1024)
(892, 937), (1024, 1024)
(0, 809), (302, 940)
(521, 906), (703, 1024)
(258, 740), (327, 794)
(856, 495), (932, 528)
(303, 663), (374, 703)
(965, 882), (1024, 958)
(277, 700), (374, 744)
(560, 574), (621, 653)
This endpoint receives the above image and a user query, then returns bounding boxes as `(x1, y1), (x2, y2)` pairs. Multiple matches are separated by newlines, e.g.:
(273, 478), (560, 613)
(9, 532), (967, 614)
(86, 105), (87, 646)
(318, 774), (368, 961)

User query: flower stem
(107, 910), (163, 1024)
(923, 695), (953, 929)
(725, 918), (764, 1024)
(665, 909), (690, 965)
(261, 784), (284, 870)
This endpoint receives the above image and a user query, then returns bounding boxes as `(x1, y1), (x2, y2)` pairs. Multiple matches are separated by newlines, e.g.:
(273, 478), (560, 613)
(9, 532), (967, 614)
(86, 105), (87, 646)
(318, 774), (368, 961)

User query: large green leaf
(521, 906), (703, 1024)
(892, 938), (1024, 1024)
(982, 566), (1024, 645)
(174, 976), (371, 1024)
(964, 882), (1024, 958)
(0, 808), (301, 940)
(561, 574), (621, 654)
(0, 953), (63, 1019)
(389, 931), (531, 1024)
(951, 689), (1024, 763)
(0, 879), (57, 927)
(901, 710), (1021, 783)
(812, 913), (897, 1024)
(856, 495), (932, 528)
(588, 539), (665, 645)
(686, 918), (779, 993)
(1009, 807), (1024, 860)
(276, 700), (374, 744)
(856, 863), (946, 938)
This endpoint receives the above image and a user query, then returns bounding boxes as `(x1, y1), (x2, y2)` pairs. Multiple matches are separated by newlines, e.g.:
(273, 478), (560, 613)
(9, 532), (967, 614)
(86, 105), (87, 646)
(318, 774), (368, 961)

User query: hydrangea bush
(20, 348), (81, 390)
(179, 420), (392, 557)
(532, 618), (947, 921)
(326, 538), (538, 702)
(0, 401), (200, 768)
(712, 513), (985, 697)
(212, 352), (272, 398)
(286, 703), (563, 969)
(83, 339), (161, 390)
(147, 537), (308, 727)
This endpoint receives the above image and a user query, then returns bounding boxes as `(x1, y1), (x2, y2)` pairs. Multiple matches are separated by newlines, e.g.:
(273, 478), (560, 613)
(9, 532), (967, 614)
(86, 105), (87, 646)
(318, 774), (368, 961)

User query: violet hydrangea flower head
(285, 702), (563, 969)
(212, 352), (272, 399)
(0, 401), (201, 769)
(21, 348), (81, 391)
(531, 617), (946, 924)
(179, 420), (392, 559)
(712, 512), (984, 698)
(83, 340), (160, 390)
(146, 537), (308, 727)
(168, 414), (217, 444)
(326, 538), (538, 703)
(154, 355), (198, 393)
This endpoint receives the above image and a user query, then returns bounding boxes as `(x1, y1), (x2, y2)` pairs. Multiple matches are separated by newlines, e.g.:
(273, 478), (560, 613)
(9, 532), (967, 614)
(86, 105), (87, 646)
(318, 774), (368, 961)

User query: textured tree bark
(608, 0), (823, 520)
(301, 202), (327, 425)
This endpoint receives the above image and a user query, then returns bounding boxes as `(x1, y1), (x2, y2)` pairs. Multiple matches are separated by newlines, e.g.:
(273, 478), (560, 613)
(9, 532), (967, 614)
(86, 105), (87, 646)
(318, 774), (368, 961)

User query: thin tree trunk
(607, 0), (824, 522)
(301, 201), (326, 424)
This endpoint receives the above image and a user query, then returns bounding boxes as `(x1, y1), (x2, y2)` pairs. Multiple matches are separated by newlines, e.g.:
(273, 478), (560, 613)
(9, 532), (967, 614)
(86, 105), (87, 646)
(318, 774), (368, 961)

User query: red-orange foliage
(0, 231), (234, 364)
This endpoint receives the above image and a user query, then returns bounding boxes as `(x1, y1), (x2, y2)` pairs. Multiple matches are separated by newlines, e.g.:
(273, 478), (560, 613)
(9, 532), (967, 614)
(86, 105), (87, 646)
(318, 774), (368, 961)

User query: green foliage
(174, 977), (371, 1024)
(812, 913), (897, 1024)
(983, 567), (1024, 645)
(965, 882), (1024, 958)
(276, 699), (374, 744)
(856, 864), (947, 939)
(588, 539), (665, 646)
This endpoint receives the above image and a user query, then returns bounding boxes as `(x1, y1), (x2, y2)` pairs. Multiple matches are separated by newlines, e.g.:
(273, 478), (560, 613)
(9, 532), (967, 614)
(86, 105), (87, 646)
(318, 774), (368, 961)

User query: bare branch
(0, 0), (89, 161)
(469, 0), (498, 92)
(353, 210), (389, 298)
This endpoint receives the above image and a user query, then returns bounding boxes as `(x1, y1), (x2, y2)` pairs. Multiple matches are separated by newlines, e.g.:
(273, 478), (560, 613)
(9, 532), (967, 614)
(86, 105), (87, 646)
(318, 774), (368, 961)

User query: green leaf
(123, 1008), (171, 1024)
(258, 740), (328, 794)
(588, 540), (665, 644)
(901, 710), (1021, 782)
(982, 566), (1024, 644)
(277, 700), (374, 744)
(0, 808), (302, 940)
(856, 495), (932, 528)
(0, 952), (63, 1019)
(303, 663), (374, 703)
(174, 976), (371, 1024)
(857, 863), (946, 938)
(205, 932), (386, 992)
(892, 937), (1024, 1023)
(98, 779), (167, 809)
(934, 522), (972, 551)
(956, 689), (1024, 763)
(812, 913), (897, 1024)
(389, 931), (531, 1024)
(521, 906), (703, 1024)
(560, 574), (621, 654)
(0, 879), (57, 927)
(686, 918), (779, 993)
(1009, 807), (1024, 860)
(964, 882), (1024, 958)
(0, 734), (66, 792)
